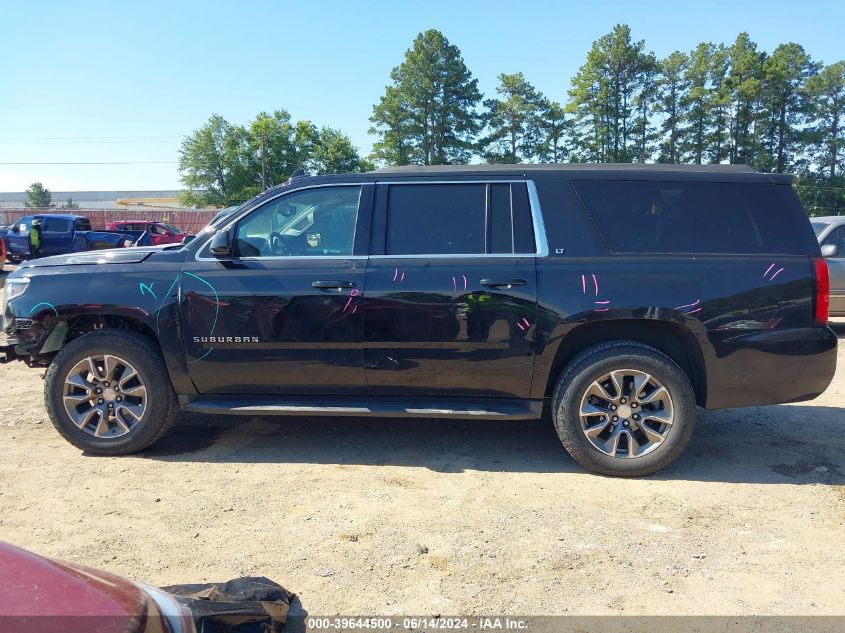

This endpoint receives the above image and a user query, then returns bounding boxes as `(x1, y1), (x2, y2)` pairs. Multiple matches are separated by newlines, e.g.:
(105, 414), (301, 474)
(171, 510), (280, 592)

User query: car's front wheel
(44, 330), (178, 454)
(552, 341), (696, 477)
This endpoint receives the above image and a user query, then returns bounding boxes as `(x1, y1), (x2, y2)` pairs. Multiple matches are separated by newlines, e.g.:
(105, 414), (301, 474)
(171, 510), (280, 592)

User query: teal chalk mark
(184, 272), (219, 336)
(155, 274), (181, 336)
(187, 348), (214, 364)
(139, 281), (158, 301)
(29, 302), (58, 317)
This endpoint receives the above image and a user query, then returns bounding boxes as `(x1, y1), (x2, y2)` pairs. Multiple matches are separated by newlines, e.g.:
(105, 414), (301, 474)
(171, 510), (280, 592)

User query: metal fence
(0, 208), (217, 235)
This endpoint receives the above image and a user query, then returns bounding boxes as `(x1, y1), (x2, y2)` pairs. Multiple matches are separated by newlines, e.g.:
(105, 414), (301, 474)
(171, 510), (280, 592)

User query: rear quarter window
(572, 180), (816, 255)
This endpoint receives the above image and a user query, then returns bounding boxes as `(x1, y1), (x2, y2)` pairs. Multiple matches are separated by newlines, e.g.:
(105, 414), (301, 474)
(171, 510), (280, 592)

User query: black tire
(45, 330), (178, 455)
(551, 341), (696, 477)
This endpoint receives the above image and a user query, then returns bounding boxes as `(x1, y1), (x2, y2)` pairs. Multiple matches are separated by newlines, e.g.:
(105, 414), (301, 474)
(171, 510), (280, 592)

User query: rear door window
(76, 219), (92, 231)
(572, 180), (816, 255)
(42, 217), (71, 232)
(386, 184), (486, 255)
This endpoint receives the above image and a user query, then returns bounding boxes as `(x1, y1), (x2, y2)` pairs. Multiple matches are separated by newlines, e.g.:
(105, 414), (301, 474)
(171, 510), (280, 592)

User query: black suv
(0, 165), (836, 476)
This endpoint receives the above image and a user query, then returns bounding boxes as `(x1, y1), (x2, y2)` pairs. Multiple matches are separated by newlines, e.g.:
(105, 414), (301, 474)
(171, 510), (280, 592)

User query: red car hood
(0, 542), (153, 632)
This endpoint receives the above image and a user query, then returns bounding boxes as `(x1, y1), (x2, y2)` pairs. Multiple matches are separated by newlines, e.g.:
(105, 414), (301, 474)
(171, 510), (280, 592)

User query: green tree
(631, 52), (658, 162)
(61, 197), (79, 209)
(24, 182), (52, 208)
(804, 61), (845, 178)
(311, 127), (374, 174)
(726, 33), (765, 165)
(370, 29), (482, 165)
(481, 72), (545, 163)
(759, 43), (818, 172)
(537, 101), (569, 163)
(682, 43), (715, 164)
(567, 24), (653, 162)
(178, 114), (255, 207)
(706, 44), (732, 163)
(249, 110), (297, 191)
(655, 51), (690, 163)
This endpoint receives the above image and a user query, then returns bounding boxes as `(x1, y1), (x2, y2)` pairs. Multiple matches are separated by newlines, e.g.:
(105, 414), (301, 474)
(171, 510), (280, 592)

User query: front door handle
(480, 278), (526, 288)
(312, 280), (356, 290)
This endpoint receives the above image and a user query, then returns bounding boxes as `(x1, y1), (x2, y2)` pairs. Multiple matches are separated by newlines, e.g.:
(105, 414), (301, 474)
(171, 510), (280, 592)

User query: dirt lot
(1, 325), (844, 617)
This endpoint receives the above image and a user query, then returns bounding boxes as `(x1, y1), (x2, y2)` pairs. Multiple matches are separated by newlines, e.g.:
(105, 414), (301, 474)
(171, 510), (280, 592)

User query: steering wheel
(268, 231), (292, 256)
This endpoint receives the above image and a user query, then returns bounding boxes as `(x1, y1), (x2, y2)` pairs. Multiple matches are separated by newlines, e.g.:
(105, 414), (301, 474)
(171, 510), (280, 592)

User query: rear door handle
(480, 278), (526, 288)
(312, 280), (356, 290)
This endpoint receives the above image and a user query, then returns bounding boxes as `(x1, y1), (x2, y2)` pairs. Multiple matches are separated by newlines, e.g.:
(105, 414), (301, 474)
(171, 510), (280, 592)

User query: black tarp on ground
(162, 576), (294, 633)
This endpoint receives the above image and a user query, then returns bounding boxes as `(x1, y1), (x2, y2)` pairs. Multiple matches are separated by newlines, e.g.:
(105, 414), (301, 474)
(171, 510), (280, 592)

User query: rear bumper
(704, 326), (838, 409)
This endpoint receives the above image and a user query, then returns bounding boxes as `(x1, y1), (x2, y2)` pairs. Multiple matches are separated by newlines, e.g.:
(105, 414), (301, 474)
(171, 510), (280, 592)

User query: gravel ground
(0, 323), (843, 616)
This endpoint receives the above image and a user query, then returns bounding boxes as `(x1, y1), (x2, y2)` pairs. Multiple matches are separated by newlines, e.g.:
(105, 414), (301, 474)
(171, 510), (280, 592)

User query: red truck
(106, 221), (188, 246)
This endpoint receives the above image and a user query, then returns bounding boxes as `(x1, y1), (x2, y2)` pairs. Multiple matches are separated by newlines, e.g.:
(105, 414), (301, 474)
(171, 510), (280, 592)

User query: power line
(0, 161), (177, 165)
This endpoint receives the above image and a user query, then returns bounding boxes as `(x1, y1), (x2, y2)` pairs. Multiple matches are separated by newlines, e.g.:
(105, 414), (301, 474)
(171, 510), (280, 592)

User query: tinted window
(234, 186), (360, 257)
(76, 219), (92, 231)
(573, 180), (815, 255)
(42, 217), (71, 232)
(489, 183), (512, 254)
(387, 184), (486, 255)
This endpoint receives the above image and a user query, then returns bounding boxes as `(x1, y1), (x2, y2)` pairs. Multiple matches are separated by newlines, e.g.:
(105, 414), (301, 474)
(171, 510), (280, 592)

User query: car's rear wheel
(552, 341), (696, 477)
(45, 330), (178, 454)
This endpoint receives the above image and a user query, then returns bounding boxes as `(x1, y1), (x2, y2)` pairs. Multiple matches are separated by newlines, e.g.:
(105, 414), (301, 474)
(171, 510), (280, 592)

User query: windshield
(811, 221), (829, 237)
(184, 205), (245, 247)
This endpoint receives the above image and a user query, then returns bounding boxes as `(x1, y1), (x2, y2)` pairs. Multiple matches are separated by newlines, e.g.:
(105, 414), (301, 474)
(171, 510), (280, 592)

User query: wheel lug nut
(612, 416), (618, 422)
(631, 402), (638, 408)
(108, 403), (114, 409)
(97, 398), (104, 404)
(633, 414), (639, 420)
(95, 388), (102, 394)
(623, 420), (629, 426)
(116, 396), (122, 402)
(620, 397), (627, 403)
(610, 405), (617, 410)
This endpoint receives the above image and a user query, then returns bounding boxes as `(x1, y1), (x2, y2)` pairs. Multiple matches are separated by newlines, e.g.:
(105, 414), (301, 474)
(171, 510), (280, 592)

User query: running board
(180, 395), (543, 420)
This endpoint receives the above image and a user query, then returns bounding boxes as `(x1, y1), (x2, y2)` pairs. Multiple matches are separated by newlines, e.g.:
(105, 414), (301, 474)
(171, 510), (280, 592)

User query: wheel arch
(542, 319), (707, 406)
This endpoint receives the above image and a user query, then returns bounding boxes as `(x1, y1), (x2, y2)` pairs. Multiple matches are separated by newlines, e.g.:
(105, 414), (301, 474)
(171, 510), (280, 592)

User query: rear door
(362, 180), (539, 399)
(181, 183), (373, 395)
(40, 216), (73, 256)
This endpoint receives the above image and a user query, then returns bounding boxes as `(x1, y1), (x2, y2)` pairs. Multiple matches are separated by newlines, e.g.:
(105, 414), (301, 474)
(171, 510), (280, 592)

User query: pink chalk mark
(581, 274), (586, 294)
(452, 275), (457, 291)
(674, 299), (700, 310)
(687, 307), (702, 314)
(392, 267), (398, 282)
(770, 267), (784, 281)
(516, 322), (526, 331)
(400, 272), (405, 283)
(522, 318), (530, 327)
(764, 263), (775, 278)
(462, 275), (467, 290)
(594, 300), (610, 305)
(351, 305), (358, 314)
(594, 307), (610, 312)
(342, 289), (360, 313)
(592, 274), (599, 296)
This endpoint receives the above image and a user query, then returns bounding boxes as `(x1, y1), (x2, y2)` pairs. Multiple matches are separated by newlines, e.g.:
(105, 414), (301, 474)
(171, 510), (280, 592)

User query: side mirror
(821, 243), (838, 258)
(209, 229), (232, 257)
(181, 234), (196, 245)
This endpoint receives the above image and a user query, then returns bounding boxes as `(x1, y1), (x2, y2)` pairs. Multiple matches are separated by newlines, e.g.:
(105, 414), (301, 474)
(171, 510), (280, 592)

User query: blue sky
(1, 0), (843, 191)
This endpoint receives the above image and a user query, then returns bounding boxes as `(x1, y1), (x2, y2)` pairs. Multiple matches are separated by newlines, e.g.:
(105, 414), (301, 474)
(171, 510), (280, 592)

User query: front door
(182, 184), (372, 395)
(363, 181), (538, 399)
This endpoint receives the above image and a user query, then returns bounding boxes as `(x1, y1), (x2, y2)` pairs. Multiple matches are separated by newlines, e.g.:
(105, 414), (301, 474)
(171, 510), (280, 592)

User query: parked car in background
(107, 221), (187, 246)
(0, 541), (194, 633)
(0, 214), (133, 261)
(812, 216), (845, 317)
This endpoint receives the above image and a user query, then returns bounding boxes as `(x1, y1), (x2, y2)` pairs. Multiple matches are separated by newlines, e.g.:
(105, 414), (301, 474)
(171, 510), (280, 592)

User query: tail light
(812, 256), (829, 327)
